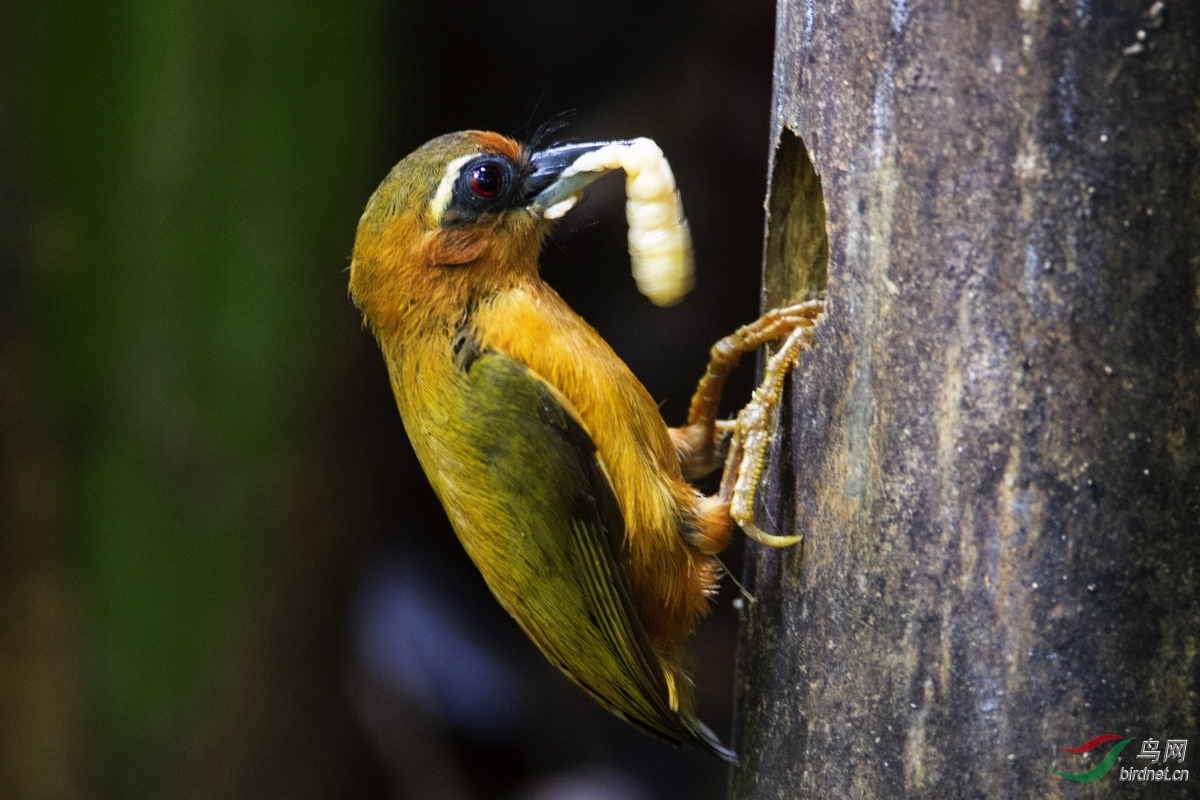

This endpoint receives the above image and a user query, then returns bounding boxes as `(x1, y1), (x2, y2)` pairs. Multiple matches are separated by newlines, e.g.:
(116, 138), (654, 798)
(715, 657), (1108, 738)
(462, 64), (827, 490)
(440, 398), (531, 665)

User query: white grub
(563, 138), (694, 306)
(542, 195), (579, 220)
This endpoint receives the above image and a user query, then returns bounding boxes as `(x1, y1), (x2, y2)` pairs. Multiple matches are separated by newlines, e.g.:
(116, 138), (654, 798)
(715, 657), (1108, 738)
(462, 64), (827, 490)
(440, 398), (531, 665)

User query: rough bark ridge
(733, 1), (1200, 797)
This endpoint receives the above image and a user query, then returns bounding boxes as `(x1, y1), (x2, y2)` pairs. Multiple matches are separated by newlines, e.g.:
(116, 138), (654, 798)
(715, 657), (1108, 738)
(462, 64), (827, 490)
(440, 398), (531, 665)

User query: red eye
(469, 164), (503, 198)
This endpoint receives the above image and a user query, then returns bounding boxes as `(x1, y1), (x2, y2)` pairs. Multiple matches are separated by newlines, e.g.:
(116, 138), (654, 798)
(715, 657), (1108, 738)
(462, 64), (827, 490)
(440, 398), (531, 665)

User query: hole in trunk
(764, 128), (828, 304)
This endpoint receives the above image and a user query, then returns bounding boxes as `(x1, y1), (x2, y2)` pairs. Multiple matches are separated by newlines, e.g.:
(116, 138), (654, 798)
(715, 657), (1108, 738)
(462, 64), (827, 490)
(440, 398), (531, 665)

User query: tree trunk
(733, 1), (1200, 798)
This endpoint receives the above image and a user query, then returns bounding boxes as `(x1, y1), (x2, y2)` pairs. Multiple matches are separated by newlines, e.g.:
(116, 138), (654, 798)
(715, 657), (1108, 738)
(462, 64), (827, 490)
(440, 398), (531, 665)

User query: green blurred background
(0, 1), (776, 797)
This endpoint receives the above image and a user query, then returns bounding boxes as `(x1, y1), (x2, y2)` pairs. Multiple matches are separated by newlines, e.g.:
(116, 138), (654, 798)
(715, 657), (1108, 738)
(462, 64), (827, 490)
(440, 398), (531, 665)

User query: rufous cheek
(424, 226), (491, 266)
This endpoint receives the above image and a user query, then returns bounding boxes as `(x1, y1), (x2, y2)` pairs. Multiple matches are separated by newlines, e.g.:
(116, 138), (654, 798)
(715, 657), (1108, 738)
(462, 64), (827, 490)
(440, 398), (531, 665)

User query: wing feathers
(443, 349), (724, 751)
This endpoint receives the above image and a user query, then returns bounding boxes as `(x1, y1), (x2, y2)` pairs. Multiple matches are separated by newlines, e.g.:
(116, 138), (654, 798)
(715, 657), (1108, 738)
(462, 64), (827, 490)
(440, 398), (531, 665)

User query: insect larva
(557, 138), (695, 306)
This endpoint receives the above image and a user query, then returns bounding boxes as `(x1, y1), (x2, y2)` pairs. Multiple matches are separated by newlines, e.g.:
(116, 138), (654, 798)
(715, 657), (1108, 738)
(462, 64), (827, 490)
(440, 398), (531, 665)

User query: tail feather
(690, 719), (738, 765)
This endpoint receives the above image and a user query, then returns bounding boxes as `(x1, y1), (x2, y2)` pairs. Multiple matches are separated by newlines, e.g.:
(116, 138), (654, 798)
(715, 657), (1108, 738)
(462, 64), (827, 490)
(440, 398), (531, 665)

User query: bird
(349, 130), (821, 762)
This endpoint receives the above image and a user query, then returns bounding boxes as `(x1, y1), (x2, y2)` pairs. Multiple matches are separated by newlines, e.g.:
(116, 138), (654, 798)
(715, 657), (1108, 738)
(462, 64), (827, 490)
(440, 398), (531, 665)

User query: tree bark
(733, 1), (1200, 798)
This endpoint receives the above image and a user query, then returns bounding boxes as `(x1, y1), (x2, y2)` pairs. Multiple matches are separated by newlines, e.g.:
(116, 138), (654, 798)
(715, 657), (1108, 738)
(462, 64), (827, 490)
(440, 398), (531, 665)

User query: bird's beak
(526, 141), (631, 216)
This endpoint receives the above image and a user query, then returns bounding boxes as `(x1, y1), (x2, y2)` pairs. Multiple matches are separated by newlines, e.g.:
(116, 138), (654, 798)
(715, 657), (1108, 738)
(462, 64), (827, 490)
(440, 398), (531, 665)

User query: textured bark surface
(733, 1), (1200, 798)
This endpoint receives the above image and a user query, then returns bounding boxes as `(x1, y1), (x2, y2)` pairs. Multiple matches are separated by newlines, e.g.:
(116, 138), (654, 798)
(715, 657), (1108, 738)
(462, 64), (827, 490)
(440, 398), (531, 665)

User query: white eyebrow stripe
(429, 154), (477, 225)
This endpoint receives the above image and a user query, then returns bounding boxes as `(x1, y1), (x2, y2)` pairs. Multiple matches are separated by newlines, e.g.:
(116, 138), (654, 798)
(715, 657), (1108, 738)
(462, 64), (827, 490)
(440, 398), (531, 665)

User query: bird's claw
(721, 301), (823, 546)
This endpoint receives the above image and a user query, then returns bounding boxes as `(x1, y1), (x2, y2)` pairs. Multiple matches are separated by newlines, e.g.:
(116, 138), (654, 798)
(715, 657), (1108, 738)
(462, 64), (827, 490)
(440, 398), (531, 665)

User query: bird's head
(350, 130), (616, 332)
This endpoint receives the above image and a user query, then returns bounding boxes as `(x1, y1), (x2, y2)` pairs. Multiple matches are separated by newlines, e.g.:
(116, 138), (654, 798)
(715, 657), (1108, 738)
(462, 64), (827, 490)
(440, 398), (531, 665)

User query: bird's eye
(469, 164), (504, 199)
(445, 156), (517, 221)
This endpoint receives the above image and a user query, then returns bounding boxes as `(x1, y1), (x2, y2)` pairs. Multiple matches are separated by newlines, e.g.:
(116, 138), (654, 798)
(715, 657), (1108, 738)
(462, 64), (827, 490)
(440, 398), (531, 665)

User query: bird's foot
(672, 299), (824, 481)
(719, 300), (823, 546)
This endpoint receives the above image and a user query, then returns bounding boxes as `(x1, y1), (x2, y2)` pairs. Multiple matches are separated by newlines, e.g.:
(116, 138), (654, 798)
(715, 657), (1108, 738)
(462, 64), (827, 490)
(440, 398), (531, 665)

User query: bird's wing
(436, 347), (728, 755)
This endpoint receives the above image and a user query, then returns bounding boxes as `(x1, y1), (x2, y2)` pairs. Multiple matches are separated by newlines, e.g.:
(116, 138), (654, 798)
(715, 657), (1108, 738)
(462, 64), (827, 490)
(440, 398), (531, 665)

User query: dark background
(1, 1), (777, 797)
